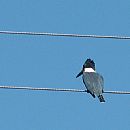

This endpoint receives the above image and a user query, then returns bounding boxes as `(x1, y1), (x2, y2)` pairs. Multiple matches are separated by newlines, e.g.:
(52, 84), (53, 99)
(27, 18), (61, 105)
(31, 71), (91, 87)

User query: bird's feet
(87, 89), (95, 98)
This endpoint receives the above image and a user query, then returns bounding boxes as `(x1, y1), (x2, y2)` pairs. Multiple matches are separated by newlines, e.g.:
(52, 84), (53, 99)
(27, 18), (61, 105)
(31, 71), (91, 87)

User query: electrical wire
(0, 85), (130, 94)
(0, 31), (130, 40)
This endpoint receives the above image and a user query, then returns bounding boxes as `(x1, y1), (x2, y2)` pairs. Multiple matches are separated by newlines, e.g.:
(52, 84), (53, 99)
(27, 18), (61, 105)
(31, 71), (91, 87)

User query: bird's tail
(98, 95), (105, 102)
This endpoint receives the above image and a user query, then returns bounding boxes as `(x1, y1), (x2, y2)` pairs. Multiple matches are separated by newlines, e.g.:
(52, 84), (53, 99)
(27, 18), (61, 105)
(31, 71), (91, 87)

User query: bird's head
(76, 58), (95, 78)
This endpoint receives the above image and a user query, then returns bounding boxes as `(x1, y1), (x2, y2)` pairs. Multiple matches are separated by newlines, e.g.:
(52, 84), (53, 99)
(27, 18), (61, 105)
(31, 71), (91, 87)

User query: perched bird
(76, 59), (105, 102)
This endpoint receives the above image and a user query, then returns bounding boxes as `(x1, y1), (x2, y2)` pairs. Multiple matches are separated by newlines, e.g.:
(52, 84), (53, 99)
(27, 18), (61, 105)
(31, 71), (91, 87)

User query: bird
(76, 58), (105, 102)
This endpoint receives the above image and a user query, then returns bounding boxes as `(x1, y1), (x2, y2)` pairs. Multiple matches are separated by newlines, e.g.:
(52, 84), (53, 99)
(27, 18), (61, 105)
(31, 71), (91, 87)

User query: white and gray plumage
(76, 59), (105, 102)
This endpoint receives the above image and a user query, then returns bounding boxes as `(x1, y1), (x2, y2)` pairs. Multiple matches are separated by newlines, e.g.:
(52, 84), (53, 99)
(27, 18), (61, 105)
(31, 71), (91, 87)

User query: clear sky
(0, 0), (130, 130)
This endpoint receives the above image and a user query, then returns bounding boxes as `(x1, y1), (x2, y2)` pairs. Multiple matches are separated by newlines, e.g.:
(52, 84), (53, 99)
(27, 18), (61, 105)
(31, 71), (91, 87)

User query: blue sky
(0, 0), (130, 130)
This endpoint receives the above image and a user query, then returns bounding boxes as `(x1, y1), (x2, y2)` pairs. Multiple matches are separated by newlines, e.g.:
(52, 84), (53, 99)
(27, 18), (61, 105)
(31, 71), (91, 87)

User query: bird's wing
(97, 73), (104, 89)
(83, 72), (104, 91)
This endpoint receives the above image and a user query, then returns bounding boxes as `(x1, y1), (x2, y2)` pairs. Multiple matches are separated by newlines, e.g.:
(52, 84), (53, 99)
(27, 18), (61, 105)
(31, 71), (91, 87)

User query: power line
(0, 85), (130, 94)
(0, 30), (130, 40)
(104, 91), (130, 94)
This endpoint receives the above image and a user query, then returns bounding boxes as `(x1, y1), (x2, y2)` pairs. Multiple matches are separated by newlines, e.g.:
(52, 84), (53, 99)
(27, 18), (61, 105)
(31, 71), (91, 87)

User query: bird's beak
(76, 69), (83, 78)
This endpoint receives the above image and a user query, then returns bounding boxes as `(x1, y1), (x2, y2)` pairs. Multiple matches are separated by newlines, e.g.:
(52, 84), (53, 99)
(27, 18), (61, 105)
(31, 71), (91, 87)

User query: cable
(0, 86), (86, 92)
(0, 31), (130, 40)
(104, 91), (130, 94)
(0, 85), (130, 94)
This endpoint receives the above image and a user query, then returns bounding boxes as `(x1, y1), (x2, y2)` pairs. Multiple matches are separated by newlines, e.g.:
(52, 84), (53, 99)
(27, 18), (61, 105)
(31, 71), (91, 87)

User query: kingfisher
(76, 59), (105, 102)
